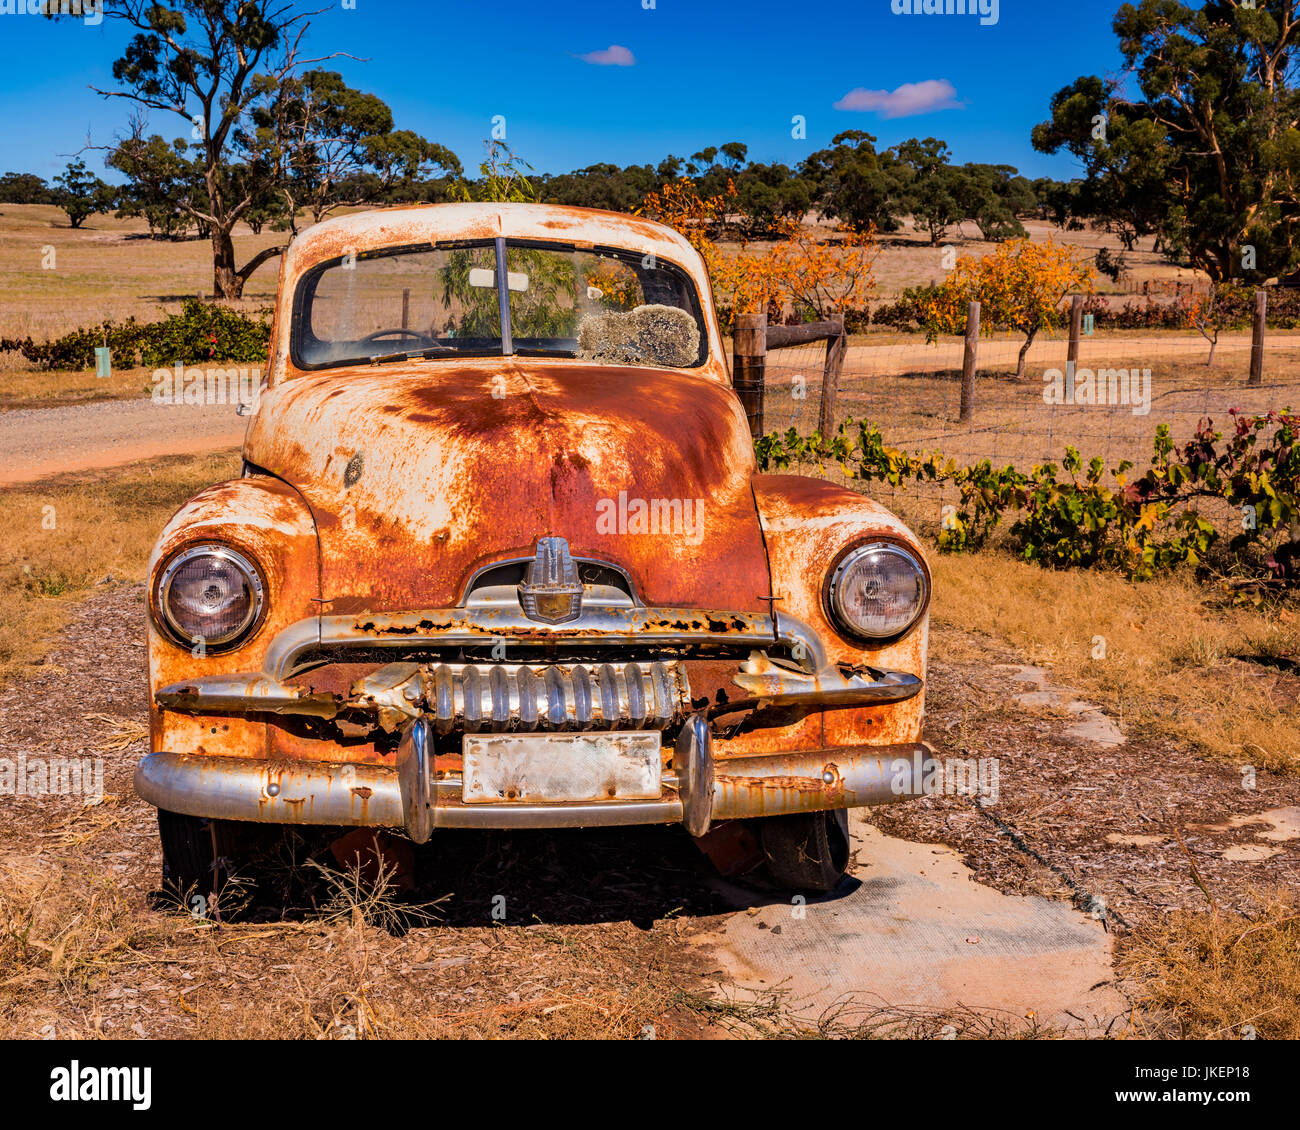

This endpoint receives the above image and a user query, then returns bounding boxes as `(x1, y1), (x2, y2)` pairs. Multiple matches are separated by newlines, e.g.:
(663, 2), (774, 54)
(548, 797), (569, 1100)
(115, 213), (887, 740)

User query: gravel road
(0, 399), (245, 484)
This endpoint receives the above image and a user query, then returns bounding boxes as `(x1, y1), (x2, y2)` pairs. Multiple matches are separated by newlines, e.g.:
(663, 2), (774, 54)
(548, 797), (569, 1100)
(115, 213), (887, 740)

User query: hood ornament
(518, 537), (583, 624)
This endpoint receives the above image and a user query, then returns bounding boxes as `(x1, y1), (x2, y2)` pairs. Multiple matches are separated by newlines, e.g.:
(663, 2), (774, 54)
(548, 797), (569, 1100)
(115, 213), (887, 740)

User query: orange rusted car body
(135, 203), (930, 842)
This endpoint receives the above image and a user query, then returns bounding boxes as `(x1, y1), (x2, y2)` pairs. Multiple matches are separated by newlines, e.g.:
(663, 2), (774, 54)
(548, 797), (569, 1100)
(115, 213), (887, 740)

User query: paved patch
(1192, 806), (1300, 861)
(1003, 664), (1126, 746)
(696, 815), (1127, 1032)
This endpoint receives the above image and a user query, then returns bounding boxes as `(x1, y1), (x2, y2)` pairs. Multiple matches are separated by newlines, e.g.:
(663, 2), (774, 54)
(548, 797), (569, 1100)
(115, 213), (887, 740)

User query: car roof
(281, 202), (707, 281)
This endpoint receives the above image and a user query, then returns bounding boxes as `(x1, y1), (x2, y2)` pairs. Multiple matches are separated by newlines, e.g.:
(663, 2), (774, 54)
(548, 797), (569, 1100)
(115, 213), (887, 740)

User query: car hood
(243, 361), (773, 614)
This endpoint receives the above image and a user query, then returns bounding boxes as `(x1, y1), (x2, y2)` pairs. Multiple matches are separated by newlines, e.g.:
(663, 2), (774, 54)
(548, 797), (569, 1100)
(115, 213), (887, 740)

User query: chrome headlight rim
(152, 543), (267, 652)
(823, 537), (930, 646)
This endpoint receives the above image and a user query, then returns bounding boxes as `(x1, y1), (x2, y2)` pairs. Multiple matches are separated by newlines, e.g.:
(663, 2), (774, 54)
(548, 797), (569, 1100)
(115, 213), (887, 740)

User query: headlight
(825, 541), (928, 642)
(153, 545), (266, 650)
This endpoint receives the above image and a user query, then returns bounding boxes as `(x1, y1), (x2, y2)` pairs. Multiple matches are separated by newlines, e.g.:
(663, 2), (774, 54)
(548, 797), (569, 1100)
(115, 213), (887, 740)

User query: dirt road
(0, 400), (245, 485)
(792, 330), (1300, 376)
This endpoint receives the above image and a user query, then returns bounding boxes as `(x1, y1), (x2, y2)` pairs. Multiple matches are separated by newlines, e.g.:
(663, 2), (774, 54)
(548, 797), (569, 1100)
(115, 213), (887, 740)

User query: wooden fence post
(959, 300), (980, 423)
(1249, 288), (1267, 386)
(732, 312), (767, 439)
(1067, 293), (1084, 371)
(818, 313), (846, 437)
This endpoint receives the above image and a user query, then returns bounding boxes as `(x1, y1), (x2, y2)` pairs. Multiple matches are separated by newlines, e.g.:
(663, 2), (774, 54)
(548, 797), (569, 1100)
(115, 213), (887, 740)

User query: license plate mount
(461, 731), (662, 803)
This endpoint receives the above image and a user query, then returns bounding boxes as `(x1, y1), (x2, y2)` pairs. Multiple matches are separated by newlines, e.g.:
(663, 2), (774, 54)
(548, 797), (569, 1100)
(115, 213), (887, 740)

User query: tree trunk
(212, 225), (241, 299)
(1016, 329), (1037, 381)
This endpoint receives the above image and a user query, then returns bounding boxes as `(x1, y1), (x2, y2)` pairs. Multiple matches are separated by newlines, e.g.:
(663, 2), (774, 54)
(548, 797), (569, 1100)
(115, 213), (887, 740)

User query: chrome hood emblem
(518, 537), (583, 624)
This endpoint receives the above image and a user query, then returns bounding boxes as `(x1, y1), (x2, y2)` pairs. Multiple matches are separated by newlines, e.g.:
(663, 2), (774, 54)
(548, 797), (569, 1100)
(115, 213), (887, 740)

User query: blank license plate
(462, 732), (662, 803)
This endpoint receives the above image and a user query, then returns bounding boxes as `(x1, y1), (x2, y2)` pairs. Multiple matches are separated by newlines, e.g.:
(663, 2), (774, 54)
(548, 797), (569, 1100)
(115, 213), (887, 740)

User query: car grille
(421, 660), (690, 733)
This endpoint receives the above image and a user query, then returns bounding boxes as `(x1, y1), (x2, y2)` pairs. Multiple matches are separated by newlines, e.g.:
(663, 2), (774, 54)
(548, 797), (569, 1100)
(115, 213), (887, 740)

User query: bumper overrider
(136, 604), (927, 837)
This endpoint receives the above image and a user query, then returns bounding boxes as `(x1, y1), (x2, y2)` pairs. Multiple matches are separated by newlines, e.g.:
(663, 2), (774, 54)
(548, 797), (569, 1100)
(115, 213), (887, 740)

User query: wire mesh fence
(745, 324), (1300, 540)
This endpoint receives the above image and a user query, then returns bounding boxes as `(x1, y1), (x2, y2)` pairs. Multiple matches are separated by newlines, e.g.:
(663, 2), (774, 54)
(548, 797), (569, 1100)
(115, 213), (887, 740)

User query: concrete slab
(696, 815), (1128, 1032)
(1003, 664), (1126, 747)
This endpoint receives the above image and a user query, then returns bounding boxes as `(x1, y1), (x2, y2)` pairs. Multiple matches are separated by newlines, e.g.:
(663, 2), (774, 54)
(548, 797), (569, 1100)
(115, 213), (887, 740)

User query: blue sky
(0, 0), (1124, 182)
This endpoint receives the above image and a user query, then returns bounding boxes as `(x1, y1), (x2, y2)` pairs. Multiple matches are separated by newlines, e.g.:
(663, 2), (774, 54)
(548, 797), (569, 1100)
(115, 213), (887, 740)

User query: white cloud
(833, 79), (961, 119)
(579, 45), (636, 66)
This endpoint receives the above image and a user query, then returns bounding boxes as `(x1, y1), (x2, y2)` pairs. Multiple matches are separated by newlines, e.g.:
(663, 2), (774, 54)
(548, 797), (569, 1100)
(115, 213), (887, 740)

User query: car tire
(755, 808), (851, 893)
(157, 809), (223, 906)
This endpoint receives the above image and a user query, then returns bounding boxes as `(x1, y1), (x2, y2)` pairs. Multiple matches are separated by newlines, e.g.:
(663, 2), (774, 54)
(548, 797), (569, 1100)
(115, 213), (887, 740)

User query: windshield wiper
(514, 346), (578, 358)
(368, 346), (461, 365)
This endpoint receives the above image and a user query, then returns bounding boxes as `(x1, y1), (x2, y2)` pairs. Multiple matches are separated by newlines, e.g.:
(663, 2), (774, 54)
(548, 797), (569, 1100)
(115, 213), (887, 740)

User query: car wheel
(755, 809), (851, 893)
(157, 809), (226, 908)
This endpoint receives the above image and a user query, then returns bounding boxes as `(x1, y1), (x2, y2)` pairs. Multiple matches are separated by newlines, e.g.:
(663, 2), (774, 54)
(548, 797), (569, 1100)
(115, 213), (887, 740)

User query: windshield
(292, 238), (708, 370)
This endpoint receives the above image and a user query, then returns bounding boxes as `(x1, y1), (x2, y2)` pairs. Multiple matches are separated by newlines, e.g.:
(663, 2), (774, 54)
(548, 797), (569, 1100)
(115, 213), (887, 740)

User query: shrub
(755, 410), (1300, 585)
(0, 299), (271, 370)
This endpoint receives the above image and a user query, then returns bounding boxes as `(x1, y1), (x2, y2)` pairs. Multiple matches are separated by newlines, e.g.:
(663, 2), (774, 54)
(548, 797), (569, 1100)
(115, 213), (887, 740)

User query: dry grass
(0, 203), (281, 409)
(0, 204), (280, 347)
(0, 855), (178, 1000)
(0, 366), (159, 411)
(929, 555), (1300, 772)
(0, 845), (718, 1040)
(0, 449), (241, 680)
(1120, 887), (1300, 1039)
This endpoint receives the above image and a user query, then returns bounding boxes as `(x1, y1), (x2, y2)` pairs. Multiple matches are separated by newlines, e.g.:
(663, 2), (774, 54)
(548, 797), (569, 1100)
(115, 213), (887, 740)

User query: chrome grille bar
(422, 660), (688, 733)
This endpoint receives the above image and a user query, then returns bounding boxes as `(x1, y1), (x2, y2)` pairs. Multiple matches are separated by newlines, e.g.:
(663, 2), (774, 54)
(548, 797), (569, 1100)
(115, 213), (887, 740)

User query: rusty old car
(135, 202), (931, 895)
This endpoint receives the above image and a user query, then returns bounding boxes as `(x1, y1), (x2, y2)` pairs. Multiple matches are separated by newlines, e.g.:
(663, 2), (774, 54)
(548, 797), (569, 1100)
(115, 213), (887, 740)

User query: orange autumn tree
(760, 219), (878, 321)
(638, 179), (735, 272)
(640, 180), (877, 327)
(583, 259), (642, 310)
(922, 238), (1096, 380)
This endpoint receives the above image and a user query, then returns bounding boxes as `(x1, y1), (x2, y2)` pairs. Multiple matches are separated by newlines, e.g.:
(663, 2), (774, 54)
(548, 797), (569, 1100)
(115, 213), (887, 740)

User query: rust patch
(245, 363), (770, 613)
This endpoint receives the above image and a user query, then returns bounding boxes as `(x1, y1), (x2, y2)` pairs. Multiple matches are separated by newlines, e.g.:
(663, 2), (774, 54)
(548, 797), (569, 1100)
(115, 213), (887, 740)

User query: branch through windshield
(292, 239), (708, 370)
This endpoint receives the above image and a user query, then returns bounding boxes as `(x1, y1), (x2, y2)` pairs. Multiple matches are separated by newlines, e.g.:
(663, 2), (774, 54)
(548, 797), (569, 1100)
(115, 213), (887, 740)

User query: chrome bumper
(134, 728), (932, 838)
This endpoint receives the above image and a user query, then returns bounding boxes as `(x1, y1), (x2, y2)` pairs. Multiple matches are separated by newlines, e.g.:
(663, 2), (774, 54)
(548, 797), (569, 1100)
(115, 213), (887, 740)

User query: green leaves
(0, 300), (270, 370)
(455, 141), (537, 204)
(1033, 0), (1300, 282)
(754, 409), (1300, 583)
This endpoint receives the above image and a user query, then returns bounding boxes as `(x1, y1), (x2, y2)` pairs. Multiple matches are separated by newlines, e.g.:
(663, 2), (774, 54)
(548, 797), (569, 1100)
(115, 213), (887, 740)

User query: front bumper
(134, 727), (932, 839)
(141, 602), (928, 836)
(151, 606), (923, 732)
